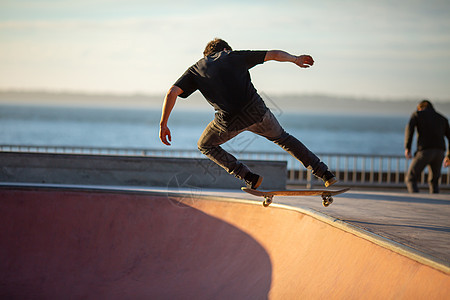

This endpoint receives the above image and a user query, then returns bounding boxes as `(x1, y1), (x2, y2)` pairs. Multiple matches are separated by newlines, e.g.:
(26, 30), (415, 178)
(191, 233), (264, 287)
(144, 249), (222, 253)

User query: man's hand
(159, 125), (172, 146)
(444, 157), (450, 167)
(405, 149), (412, 159)
(294, 55), (314, 68)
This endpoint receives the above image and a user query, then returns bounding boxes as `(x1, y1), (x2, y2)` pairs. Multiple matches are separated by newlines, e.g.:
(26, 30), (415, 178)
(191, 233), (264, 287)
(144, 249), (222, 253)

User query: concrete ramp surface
(1, 187), (449, 299)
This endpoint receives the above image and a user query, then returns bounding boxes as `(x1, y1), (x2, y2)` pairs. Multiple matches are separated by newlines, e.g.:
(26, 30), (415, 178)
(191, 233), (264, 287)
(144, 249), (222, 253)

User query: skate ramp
(1, 187), (449, 299)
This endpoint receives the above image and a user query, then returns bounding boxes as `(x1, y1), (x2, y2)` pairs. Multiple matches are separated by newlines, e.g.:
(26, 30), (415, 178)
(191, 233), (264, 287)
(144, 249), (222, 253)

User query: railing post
(306, 171), (312, 189)
(370, 157), (374, 184)
(379, 157), (383, 184)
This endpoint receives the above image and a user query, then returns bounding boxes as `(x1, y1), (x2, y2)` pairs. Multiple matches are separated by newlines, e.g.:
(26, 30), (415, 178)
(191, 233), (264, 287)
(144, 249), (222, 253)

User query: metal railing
(1, 145), (449, 190)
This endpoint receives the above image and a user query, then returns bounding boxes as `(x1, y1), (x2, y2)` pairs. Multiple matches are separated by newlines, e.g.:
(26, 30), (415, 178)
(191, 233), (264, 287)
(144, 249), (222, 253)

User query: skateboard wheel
(263, 197), (273, 207)
(322, 196), (333, 207)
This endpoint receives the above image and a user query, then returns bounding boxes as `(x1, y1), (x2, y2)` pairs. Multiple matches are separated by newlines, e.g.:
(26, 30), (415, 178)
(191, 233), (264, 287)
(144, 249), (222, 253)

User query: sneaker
(244, 172), (263, 189)
(322, 170), (337, 188)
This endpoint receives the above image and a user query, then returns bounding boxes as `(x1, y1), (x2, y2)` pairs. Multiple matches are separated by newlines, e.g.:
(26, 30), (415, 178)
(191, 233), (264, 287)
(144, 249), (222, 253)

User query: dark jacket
(405, 107), (450, 158)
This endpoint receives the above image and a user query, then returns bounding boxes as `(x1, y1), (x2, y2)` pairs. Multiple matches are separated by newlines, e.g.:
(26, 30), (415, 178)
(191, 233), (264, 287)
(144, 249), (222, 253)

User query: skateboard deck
(241, 187), (350, 207)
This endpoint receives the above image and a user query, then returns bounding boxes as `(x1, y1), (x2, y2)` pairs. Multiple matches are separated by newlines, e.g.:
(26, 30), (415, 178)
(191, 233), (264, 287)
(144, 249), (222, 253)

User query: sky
(1, 0), (450, 101)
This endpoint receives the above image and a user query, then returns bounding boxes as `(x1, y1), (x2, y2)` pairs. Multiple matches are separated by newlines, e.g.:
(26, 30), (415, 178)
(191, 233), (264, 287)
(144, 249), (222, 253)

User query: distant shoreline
(0, 90), (162, 108)
(1, 90), (450, 116)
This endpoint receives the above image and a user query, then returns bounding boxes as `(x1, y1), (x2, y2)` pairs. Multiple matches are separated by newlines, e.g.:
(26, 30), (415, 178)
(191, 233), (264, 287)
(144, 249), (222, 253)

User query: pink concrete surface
(1, 187), (449, 299)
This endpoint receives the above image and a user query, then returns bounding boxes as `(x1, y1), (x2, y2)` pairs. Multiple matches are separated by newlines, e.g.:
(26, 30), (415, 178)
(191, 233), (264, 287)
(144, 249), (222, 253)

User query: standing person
(404, 100), (450, 193)
(159, 38), (337, 189)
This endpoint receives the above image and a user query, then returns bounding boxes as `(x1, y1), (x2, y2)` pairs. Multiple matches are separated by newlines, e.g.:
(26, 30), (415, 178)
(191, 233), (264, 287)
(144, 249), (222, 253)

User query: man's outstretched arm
(264, 50), (314, 68)
(159, 85), (183, 146)
(404, 115), (416, 159)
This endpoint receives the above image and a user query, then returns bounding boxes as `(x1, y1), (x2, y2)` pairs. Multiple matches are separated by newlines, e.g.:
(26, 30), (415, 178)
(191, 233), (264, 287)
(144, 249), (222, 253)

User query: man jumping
(159, 38), (336, 189)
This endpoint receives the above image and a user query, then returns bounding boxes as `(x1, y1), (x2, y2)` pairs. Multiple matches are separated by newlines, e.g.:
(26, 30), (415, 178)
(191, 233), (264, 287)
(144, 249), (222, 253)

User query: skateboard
(241, 187), (350, 207)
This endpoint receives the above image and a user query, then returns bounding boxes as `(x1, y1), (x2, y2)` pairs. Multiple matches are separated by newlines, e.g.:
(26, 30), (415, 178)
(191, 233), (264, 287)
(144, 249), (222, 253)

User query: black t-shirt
(174, 50), (268, 131)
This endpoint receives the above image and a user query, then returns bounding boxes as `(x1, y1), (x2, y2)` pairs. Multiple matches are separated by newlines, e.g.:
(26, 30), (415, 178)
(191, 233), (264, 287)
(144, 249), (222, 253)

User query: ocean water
(0, 104), (408, 156)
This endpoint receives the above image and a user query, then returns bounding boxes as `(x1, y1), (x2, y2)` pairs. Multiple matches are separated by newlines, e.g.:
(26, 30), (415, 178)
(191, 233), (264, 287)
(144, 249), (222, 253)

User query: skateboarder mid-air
(159, 38), (337, 189)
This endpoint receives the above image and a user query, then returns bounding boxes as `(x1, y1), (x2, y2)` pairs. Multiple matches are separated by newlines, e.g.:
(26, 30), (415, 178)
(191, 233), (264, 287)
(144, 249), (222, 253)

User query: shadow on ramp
(0, 188), (271, 299)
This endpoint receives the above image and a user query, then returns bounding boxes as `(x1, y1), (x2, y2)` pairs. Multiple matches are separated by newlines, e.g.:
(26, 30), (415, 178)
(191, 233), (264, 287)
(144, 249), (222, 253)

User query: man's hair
(203, 38), (232, 56)
(418, 99), (434, 111)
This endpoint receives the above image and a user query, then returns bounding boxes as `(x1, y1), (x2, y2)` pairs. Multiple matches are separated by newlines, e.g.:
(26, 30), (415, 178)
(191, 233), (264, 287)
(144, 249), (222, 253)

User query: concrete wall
(0, 152), (286, 190)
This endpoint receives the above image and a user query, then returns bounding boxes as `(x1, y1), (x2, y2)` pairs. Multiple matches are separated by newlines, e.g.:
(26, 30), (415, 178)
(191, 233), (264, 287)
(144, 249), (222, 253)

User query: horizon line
(1, 88), (449, 103)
